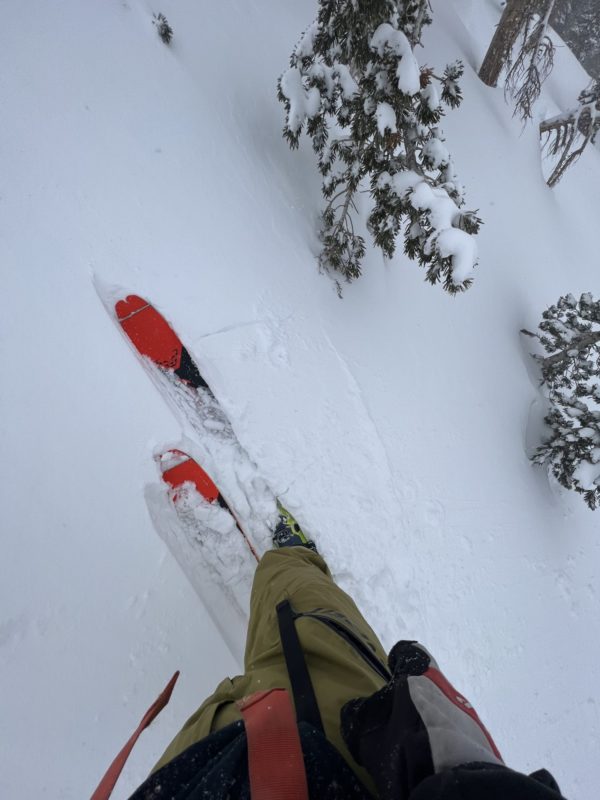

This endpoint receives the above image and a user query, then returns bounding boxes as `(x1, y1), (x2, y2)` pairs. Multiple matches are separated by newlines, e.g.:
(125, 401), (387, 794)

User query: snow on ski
(145, 448), (259, 665)
(160, 448), (259, 563)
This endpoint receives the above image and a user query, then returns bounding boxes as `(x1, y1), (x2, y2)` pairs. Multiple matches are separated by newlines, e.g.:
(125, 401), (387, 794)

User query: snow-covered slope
(1, 1), (598, 798)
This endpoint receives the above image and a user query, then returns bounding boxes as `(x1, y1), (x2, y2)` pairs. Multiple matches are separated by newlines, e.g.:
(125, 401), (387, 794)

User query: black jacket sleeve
(341, 640), (567, 800)
(409, 762), (565, 800)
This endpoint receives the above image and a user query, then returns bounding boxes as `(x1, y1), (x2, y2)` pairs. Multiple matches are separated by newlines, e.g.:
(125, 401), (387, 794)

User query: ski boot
(272, 502), (317, 552)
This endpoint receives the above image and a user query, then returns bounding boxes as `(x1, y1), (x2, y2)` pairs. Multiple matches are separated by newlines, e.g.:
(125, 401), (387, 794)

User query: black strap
(276, 600), (324, 733)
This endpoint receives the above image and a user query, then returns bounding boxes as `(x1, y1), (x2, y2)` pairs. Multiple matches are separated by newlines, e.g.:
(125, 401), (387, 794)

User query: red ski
(159, 449), (259, 562)
(115, 294), (208, 390)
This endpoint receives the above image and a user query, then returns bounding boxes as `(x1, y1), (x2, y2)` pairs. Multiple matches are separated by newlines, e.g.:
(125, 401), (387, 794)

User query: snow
(423, 136), (451, 168)
(422, 81), (441, 111)
(388, 168), (422, 196)
(2, 1), (600, 799)
(295, 20), (319, 59)
(334, 63), (359, 99)
(436, 227), (477, 284)
(370, 23), (421, 96)
(375, 101), (398, 135)
(572, 460), (600, 490)
(280, 67), (321, 133)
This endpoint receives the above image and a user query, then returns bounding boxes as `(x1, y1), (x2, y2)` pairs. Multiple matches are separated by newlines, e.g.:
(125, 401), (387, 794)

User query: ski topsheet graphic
(115, 295), (207, 388)
(108, 292), (279, 664)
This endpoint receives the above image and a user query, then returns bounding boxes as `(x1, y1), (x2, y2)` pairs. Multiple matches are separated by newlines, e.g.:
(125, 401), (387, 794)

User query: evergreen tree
(522, 293), (600, 509)
(277, 0), (480, 293)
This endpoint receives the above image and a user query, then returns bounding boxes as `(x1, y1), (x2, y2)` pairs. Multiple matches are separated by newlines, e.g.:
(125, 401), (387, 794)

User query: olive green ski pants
(153, 547), (389, 792)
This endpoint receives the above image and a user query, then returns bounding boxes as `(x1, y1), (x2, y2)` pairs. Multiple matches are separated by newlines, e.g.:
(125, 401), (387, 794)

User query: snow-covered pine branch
(540, 80), (600, 187)
(277, 0), (480, 294)
(523, 293), (600, 509)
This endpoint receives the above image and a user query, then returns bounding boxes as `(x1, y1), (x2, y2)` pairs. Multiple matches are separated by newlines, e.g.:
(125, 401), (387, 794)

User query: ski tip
(158, 448), (190, 471)
(159, 450), (220, 504)
(115, 294), (150, 322)
(115, 294), (183, 371)
(157, 450), (261, 564)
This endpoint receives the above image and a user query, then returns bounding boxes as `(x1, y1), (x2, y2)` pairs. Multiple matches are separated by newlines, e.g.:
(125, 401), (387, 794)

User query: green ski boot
(272, 502), (317, 552)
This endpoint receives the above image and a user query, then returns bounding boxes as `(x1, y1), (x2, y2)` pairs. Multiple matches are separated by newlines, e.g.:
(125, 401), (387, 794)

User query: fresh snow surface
(1, 0), (599, 798)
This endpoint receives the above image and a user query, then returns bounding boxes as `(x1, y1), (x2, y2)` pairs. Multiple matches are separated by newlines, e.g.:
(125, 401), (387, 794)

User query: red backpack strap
(238, 689), (309, 800)
(90, 671), (180, 800)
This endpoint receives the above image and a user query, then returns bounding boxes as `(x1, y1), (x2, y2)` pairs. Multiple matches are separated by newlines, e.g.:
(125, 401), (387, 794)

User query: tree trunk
(478, 0), (537, 87)
(411, 1), (429, 47)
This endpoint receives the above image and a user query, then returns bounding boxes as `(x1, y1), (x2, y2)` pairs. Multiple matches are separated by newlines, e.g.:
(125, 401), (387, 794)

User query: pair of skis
(111, 293), (283, 664)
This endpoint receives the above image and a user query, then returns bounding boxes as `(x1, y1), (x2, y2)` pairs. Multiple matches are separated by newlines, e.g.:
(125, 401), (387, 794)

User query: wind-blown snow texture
(1, 1), (599, 798)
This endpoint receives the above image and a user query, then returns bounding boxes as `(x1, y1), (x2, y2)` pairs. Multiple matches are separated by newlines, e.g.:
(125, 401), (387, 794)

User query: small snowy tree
(153, 13), (173, 45)
(522, 293), (600, 509)
(540, 80), (600, 187)
(277, 0), (481, 293)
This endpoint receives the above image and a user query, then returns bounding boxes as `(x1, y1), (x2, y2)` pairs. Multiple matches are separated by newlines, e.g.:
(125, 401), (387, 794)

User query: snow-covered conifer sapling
(277, 0), (481, 293)
(522, 293), (600, 509)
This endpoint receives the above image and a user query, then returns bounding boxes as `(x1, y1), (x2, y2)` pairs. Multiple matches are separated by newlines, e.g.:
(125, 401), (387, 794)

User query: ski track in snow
(323, 329), (400, 499)
(211, 298), (434, 649)
(319, 327), (428, 643)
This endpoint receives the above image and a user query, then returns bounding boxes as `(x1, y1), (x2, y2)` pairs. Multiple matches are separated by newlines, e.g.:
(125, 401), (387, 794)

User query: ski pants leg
(152, 547), (388, 789)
